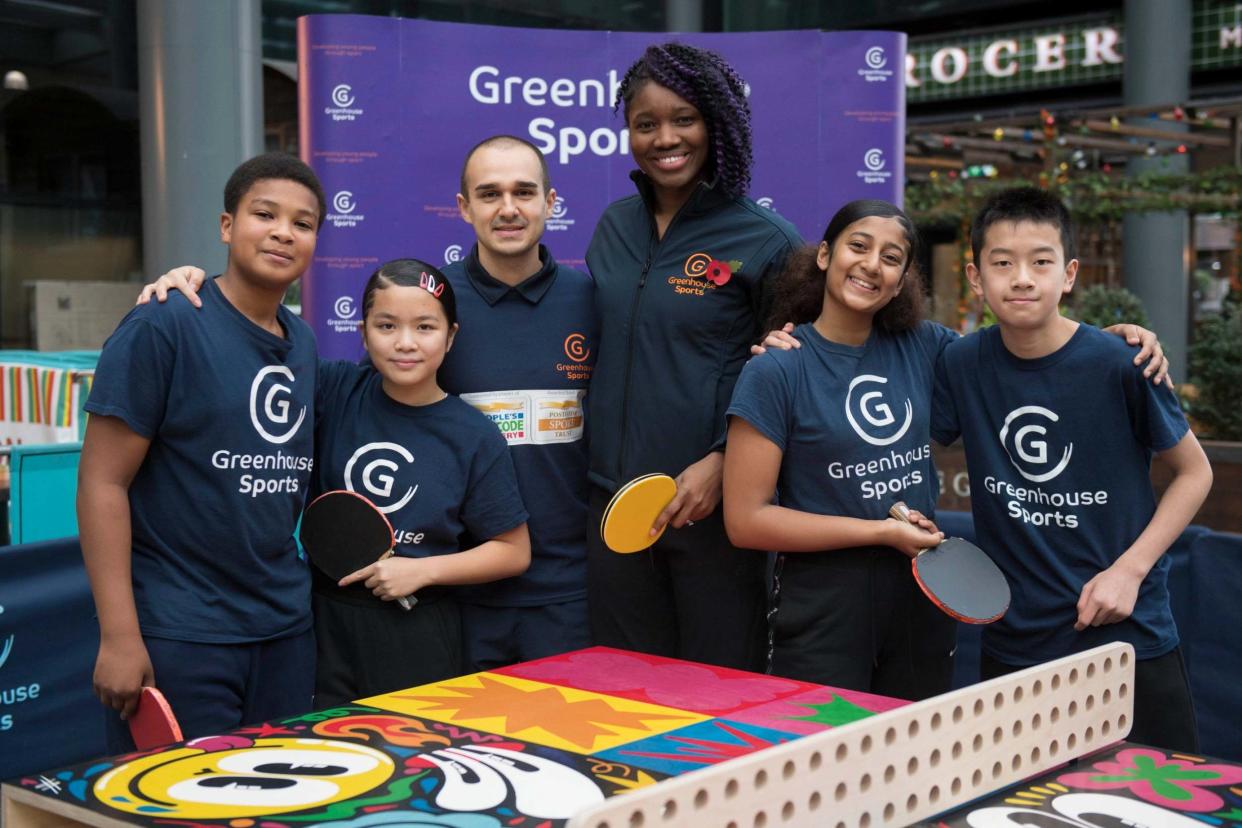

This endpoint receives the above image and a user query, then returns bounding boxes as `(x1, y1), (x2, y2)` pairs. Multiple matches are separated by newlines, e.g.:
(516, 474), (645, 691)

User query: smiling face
(93, 738), (395, 819)
(220, 178), (319, 293)
(626, 81), (709, 205)
(362, 284), (456, 403)
(818, 215), (912, 321)
(967, 219), (1078, 331)
(457, 141), (554, 272)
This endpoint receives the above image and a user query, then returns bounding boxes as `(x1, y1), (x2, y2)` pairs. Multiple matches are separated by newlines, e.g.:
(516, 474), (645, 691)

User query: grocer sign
(907, 3), (1242, 103)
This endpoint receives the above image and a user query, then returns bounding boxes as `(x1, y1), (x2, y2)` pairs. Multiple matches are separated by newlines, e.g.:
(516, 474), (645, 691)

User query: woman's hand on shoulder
(750, 322), (801, 356)
(136, 266), (208, 308)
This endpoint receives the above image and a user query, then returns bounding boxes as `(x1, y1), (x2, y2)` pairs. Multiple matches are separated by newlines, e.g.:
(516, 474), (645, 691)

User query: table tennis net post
(567, 642), (1135, 828)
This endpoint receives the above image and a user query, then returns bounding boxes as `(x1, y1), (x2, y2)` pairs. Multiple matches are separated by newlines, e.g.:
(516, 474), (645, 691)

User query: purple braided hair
(616, 42), (754, 199)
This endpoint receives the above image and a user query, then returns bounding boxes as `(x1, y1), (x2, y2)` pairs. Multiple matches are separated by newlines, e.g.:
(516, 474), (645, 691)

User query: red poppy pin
(704, 259), (742, 287)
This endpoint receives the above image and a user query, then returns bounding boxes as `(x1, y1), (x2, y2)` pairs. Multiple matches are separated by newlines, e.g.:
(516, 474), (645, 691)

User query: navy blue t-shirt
(728, 320), (956, 528)
(85, 277), (316, 643)
(932, 323), (1189, 665)
(439, 245), (595, 606)
(312, 361), (528, 601)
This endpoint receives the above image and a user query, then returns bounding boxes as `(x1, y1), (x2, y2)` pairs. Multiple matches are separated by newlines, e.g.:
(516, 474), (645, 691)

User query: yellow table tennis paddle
(601, 473), (678, 553)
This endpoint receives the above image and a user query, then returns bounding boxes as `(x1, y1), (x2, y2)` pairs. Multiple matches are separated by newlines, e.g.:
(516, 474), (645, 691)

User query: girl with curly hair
(722, 200), (958, 700)
(584, 42), (802, 670)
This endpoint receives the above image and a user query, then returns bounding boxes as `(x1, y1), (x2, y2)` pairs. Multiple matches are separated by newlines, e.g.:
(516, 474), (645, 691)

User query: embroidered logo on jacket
(667, 252), (742, 297)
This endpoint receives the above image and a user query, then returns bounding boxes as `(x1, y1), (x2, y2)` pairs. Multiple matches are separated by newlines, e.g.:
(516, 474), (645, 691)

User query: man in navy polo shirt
(441, 135), (596, 670)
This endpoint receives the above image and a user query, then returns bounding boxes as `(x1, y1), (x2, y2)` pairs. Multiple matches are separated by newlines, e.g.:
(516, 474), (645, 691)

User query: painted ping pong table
(6, 643), (1235, 827)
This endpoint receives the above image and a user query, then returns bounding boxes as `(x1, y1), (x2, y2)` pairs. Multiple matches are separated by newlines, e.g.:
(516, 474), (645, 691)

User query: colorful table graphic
(3, 647), (907, 827)
(930, 744), (1242, 827)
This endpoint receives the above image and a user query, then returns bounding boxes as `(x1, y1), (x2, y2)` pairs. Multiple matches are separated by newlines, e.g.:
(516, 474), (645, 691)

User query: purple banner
(298, 17), (905, 359)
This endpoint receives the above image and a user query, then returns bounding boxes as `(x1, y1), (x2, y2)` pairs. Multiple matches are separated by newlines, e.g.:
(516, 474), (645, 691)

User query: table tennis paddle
(600, 473), (678, 553)
(129, 686), (182, 750)
(299, 490), (415, 610)
(889, 501), (1010, 624)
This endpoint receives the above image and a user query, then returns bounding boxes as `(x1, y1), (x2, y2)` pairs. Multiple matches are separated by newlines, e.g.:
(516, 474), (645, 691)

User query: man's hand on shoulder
(1101, 323), (1171, 388)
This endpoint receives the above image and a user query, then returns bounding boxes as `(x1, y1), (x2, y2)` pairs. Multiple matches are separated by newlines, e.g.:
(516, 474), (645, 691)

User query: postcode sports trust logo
(845, 375), (913, 447)
(999, 405), (1073, 483)
(249, 366), (307, 445)
(343, 442), (417, 514)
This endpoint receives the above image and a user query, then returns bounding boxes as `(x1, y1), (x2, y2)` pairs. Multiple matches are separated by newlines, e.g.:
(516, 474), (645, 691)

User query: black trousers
(982, 645), (1199, 753)
(313, 591), (462, 708)
(587, 486), (767, 671)
(770, 547), (958, 701)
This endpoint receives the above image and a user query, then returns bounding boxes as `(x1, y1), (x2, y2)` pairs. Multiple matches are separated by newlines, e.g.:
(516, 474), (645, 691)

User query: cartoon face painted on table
(93, 737), (394, 819)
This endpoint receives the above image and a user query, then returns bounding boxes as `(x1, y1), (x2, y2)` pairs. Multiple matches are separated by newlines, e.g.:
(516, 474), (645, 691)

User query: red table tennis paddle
(889, 501), (1010, 624)
(299, 490), (415, 610)
(129, 686), (182, 750)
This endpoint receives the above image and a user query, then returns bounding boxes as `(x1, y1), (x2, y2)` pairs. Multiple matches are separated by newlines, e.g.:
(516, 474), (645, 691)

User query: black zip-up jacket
(584, 173), (803, 492)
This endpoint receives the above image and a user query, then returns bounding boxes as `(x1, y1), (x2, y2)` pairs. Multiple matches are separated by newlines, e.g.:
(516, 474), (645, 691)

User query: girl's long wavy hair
(616, 42), (753, 199)
(766, 200), (925, 334)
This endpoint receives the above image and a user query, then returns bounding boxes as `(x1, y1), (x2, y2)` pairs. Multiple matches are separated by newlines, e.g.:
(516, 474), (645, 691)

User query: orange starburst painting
(359, 672), (706, 753)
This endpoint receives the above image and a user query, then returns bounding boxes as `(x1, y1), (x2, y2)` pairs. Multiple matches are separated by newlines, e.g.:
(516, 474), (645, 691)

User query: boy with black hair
(79, 152), (323, 750)
(932, 186), (1212, 751)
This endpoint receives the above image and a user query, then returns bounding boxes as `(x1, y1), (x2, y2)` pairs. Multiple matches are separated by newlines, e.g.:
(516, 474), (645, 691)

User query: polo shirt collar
(463, 243), (558, 306)
(630, 170), (732, 218)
